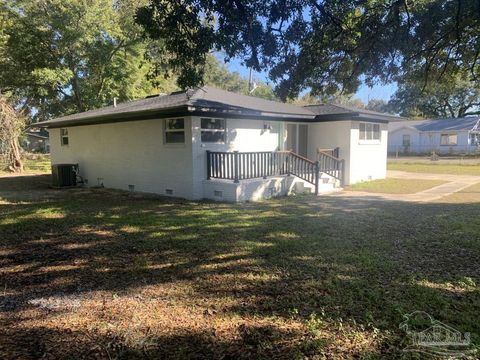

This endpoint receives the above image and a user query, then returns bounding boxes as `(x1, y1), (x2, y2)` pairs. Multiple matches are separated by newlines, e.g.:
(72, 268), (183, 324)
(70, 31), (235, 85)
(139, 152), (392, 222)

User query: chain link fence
(388, 145), (480, 158)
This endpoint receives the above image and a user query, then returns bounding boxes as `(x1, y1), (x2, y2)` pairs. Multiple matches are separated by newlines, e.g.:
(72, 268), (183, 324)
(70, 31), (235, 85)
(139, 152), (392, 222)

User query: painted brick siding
(49, 118), (194, 198)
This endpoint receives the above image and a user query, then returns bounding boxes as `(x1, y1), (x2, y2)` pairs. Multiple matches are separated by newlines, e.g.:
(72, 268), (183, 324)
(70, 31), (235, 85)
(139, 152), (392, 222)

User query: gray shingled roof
(389, 117), (480, 132)
(39, 86), (314, 127)
(416, 117), (480, 131)
(388, 120), (428, 132)
(38, 86), (398, 128)
(305, 104), (401, 121)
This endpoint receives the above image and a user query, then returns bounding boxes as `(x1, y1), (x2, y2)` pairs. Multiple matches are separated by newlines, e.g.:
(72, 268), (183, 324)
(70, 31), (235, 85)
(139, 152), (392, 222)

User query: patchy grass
(1, 175), (479, 359)
(388, 161), (480, 176)
(0, 155), (50, 175)
(346, 178), (447, 194)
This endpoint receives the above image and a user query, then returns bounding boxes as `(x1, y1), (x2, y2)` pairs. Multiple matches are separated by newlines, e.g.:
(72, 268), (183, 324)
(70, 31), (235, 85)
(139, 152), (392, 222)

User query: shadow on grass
(1, 175), (479, 359)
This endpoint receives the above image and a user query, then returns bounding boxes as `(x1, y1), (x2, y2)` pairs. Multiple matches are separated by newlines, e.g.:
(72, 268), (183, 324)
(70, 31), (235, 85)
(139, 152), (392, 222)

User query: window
(440, 133), (457, 146)
(402, 134), (411, 147)
(60, 128), (69, 146)
(470, 133), (480, 146)
(359, 122), (381, 141)
(201, 118), (226, 143)
(164, 118), (185, 143)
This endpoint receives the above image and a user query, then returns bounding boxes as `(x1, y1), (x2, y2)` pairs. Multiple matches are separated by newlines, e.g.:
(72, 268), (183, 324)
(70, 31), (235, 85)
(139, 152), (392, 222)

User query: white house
(389, 117), (480, 155)
(38, 87), (395, 201)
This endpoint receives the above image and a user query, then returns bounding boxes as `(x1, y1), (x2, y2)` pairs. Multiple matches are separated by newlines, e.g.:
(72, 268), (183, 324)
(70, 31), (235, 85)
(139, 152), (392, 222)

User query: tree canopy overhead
(136, 0), (480, 99)
(389, 69), (480, 118)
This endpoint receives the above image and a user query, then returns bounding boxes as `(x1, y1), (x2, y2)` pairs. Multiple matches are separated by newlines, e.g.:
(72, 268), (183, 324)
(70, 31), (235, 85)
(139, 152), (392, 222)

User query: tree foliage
(0, 0), (177, 122)
(203, 56), (276, 100)
(388, 71), (480, 118)
(136, 0), (480, 99)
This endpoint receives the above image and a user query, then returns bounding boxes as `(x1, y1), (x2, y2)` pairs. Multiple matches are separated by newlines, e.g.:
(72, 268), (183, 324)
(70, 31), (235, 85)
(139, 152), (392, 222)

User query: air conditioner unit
(51, 164), (78, 187)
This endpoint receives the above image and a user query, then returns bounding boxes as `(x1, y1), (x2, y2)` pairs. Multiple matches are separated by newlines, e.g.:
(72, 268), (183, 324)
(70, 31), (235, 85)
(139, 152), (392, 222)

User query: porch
(204, 150), (344, 201)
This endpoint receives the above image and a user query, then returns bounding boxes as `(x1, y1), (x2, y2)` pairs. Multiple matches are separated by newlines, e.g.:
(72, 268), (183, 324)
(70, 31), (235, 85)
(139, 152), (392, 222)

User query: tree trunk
(0, 95), (24, 172)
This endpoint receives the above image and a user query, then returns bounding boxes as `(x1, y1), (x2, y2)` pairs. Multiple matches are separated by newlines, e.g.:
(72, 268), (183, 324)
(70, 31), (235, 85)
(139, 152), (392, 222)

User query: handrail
(207, 150), (344, 195)
(317, 150), (344, 185)
(288, 152), (319, 194)
(318, 150), (339, 161)
(317, 147), (339, 158)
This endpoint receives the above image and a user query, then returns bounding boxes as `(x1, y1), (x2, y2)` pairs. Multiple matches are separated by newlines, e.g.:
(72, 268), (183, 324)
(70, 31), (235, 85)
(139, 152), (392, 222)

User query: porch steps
(293, 172), (342, 195)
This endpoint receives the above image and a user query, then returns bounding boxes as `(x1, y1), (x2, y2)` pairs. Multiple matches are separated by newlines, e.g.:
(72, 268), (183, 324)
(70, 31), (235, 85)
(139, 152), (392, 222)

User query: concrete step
(293, 179), (340, 194)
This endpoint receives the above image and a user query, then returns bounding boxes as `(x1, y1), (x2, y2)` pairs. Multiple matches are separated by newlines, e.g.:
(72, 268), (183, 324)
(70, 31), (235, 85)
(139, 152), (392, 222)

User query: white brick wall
(49, 118), (194, 198)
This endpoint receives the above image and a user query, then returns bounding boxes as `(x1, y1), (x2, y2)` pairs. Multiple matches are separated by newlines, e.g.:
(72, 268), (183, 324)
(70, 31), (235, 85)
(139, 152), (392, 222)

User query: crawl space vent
(165, 189), (173, 195)
(214, 190), (223, 197)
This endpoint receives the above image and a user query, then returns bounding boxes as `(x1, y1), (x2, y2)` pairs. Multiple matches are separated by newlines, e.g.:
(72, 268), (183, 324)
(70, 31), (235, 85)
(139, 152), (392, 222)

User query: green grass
(388, 161), (480, 176)
(0, 155), (50, 175)
(1, 175), (479, 359)
(346, 178), (447, 194)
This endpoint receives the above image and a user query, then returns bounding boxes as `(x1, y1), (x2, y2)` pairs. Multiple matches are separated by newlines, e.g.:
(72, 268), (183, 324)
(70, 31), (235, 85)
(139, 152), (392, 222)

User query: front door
(285, 123), (308, 157)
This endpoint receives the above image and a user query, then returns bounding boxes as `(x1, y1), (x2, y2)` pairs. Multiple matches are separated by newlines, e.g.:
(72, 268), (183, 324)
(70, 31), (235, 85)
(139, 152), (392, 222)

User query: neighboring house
(389, 117), (480, 155)
(21, 129), (50, 153)
(38, 87), (396, 201)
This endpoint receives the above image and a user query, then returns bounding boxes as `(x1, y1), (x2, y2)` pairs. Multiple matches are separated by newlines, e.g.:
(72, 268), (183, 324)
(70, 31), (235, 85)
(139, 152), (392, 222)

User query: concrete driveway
(332, 170), (480, 203)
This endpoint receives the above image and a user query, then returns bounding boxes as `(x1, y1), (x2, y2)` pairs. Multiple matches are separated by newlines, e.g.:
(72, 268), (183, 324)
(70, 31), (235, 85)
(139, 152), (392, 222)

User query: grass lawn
(346, 178), (447, 194)
(1, 175), (479, 359)
(0, 155), (51, 176)
(388, 161), (480, 176)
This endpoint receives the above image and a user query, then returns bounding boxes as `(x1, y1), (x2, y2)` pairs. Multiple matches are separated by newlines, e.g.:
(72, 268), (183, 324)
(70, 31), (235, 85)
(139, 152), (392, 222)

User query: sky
(224, 57), (398, 103)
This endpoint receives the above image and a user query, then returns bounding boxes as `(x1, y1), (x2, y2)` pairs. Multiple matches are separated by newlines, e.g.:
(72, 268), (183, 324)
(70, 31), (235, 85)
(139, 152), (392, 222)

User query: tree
(290, 91), (365, 108)
(0, 94), (24, 172)
(0, 0), (175, 122)
(136, 0), (480, 99)
(388, 71), (480, 118)
(203, 55), (276, 100)
(366, 99), (389, 113)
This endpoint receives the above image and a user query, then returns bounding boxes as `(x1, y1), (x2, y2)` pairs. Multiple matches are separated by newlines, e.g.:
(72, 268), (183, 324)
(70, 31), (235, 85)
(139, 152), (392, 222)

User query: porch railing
(207, 150), (290, 182)
(206, 150), (345, 194)
(317, 147), (340, 158)
(317, 150), (344, 185)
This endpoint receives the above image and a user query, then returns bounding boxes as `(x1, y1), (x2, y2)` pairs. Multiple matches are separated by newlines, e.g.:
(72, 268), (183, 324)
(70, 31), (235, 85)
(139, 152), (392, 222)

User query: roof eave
(36, 105), (190, 128)
(313, 112), (395, 123)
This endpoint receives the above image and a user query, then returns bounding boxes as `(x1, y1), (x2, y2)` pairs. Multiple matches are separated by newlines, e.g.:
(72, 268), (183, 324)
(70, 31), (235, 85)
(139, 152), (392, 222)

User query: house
(21, 129), (50, 153)
(38, 87), (395, 201)
(388, 117), (480, 155)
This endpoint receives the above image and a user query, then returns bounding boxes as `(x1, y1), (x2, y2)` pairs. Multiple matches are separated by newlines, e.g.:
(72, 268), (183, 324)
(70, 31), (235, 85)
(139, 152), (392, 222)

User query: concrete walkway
(332, 170), (480, 203)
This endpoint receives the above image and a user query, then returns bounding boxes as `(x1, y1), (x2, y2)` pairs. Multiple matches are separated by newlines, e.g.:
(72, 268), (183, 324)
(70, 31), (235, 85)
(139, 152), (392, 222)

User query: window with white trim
(440, 133), (457, 146)
(359, 122), (380, 141)
(201, 118), (226, 143)
(402, 134), (411, 146)
(60, 128), (69, 146)
(164, 118), (185, 143)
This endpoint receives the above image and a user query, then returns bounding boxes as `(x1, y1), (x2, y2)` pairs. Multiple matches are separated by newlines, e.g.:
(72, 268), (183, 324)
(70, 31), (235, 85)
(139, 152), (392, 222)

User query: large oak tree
(136, 0), (480, 99)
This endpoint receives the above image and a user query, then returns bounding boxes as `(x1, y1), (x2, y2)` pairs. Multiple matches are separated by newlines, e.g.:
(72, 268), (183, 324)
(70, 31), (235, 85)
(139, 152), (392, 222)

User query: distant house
(38, 87), (396, 201)
(389, 117), (480, 155)
(21, 129), (50, 153)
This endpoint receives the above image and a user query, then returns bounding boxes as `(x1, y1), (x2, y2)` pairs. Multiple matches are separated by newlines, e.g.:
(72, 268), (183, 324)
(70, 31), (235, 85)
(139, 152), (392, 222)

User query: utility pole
(248, 68), (258, 93)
